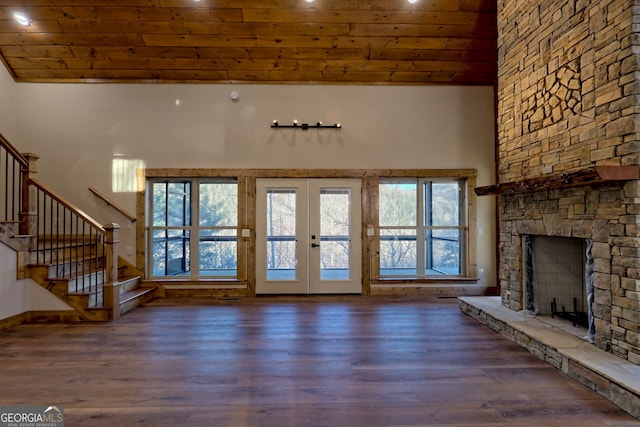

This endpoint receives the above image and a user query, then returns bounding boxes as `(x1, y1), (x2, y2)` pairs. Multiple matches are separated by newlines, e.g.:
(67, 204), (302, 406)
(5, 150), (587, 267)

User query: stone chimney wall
(497, 0), (639, 180)
(496, 0), (640, 363)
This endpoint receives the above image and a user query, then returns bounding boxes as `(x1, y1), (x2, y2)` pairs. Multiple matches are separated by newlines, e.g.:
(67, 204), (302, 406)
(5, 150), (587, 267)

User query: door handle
(311, 243), (320, 248)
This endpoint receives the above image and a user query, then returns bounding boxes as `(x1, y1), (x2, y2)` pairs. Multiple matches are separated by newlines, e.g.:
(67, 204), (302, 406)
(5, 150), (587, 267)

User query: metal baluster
(81, 221), (86, 293)
(36, 189), (41, 264)
(3, 149), (8, 221)
(11, 157), (16, 222)
(55, 200), (60, 277)
(74, 215), (79, 293)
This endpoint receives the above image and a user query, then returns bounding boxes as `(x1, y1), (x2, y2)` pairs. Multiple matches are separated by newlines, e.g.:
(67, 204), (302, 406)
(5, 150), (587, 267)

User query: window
(378, 178), (465, 277)
(149, 179), (238, 278)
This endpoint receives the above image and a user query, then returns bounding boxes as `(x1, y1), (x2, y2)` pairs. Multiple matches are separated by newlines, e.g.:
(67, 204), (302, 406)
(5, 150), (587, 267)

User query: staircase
(0, 133), (155, 323)
(1, 217), (155, 322)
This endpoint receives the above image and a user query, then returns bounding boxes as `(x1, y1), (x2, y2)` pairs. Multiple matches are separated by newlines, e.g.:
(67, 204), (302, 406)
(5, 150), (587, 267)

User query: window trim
(147, 177), (239, 280)
(137, 168), (479, 292)
(377, 177), (469, 280)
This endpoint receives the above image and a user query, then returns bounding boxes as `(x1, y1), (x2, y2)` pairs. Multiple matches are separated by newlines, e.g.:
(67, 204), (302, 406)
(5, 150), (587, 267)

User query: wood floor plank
(0, 296), (637, 426)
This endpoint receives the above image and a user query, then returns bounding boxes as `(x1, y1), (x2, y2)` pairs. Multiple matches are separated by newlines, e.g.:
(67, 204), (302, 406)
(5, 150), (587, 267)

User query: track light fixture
(271, 120), (342, 130)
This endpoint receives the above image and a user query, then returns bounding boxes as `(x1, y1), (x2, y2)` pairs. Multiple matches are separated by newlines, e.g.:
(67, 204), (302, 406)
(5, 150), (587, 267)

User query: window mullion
(191, 179), (199, 277)
(417, 180), (426, 277)
(459, 179), (466, 276)
(164, 182), (170, 276)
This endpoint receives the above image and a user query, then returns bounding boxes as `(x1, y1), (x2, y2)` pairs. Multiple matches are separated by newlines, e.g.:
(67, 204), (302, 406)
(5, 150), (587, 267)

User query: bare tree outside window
(379, 179), (464, 277)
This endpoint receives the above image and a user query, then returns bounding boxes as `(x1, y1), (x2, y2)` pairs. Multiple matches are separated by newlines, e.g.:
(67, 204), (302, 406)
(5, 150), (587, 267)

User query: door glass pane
(199, 229), (237, 277)
(266, 189), (297, 280)
(320, 188), (350, 280)
(379, 229), (417, 276)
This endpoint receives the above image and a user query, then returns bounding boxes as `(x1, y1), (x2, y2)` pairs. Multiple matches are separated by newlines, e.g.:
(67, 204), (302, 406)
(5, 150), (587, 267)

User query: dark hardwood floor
(1, 296), (638, 426)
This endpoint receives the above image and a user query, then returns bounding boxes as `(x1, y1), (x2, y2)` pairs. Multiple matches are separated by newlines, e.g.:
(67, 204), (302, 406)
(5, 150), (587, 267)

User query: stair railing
(30, 178), (108, 304)
(0, 133), (28, 226)
(0, 132), (119, 316)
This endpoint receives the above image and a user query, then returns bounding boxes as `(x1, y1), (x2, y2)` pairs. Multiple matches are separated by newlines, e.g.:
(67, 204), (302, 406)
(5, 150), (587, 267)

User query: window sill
(144, 279), (247, 289)
(373, 277), (480, 285)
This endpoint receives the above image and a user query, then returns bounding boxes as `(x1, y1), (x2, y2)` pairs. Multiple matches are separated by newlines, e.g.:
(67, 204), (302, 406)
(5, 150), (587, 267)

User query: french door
(255, 179), (362, 294)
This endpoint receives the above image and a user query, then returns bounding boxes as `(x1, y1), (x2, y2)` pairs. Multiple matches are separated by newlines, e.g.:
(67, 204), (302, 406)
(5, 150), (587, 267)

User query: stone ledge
(459, 296), (640, 419)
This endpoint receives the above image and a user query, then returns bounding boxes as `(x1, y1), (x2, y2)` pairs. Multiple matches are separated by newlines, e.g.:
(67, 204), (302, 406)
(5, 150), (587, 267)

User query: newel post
(19, 153), (39, 238)
(17, 153), (39, 279)
(103, 223), (121, 320)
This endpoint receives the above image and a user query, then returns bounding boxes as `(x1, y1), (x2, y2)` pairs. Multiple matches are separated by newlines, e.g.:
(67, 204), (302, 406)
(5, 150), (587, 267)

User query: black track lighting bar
(271, 120), (342, 130)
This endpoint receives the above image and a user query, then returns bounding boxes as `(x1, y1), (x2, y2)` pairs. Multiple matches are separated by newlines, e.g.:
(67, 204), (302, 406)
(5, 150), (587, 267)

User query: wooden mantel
(474, 166), (640, 196)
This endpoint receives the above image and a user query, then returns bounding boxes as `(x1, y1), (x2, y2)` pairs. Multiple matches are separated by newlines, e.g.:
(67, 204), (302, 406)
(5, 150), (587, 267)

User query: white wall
(0, 65), (16, 140)
(2, 73), (497, 300)
(0, 242), (72, 319)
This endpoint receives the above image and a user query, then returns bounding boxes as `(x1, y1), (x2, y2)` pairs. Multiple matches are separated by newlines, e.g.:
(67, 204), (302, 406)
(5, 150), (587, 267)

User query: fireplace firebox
(523, 235), (595, 339)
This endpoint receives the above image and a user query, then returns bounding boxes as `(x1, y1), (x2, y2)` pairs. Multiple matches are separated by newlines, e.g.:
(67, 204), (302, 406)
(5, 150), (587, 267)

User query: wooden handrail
(0, 133), (29, 168)
(89, 187), (136, 222)
(30, 178), (105, 231)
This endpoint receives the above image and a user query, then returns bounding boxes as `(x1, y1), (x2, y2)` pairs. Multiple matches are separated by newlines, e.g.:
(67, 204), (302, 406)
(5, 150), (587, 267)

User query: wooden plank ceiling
(0, 0), (497, 85)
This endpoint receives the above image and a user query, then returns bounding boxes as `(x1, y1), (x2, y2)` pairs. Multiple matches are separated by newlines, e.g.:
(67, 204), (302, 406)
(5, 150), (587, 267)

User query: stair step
(44, 257), (106, 279)
(32, 251), (104, 265)
(118, 275), (142, 293)
(68, 289), (103, 309)
(0, 221), (19, 235)
(67, 283), (102, 296)
(120, 287), (155, 315)
(120, 287), (155, 304)
(1, 222), (31, 251)
(37, 235), (102, 243)
(6, 236), (31, 251)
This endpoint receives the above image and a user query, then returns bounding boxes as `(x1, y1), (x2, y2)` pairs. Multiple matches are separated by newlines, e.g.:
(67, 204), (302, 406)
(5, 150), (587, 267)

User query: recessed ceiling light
(305, 0), (314, 3)
(408, 0), (419, 3)
(13, 12), (30, 27)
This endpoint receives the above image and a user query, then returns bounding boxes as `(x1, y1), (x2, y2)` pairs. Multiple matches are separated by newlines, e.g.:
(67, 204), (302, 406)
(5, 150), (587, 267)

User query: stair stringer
(28, 265), (109, 322)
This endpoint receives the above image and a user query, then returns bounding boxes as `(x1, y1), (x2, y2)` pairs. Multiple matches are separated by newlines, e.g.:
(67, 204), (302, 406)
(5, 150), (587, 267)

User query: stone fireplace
(459, 0), (640, 417)
(486, 0), (640, 364)
(495, 181), (639, 361)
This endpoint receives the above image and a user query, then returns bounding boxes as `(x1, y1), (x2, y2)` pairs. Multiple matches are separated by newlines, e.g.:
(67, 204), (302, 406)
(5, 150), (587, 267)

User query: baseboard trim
(370, 284), (486, 296)
(0, 310), (81, 329)
(0, 312), (29, 329)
